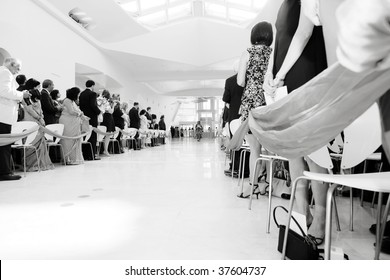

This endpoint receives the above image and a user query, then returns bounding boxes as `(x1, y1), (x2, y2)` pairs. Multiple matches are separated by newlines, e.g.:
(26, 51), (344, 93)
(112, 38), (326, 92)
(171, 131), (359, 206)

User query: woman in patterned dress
(236, 21), (273, 198)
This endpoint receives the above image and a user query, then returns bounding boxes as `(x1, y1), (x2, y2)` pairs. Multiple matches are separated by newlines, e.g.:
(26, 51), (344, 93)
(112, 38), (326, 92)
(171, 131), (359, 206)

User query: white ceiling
(35, 0), (282, 99)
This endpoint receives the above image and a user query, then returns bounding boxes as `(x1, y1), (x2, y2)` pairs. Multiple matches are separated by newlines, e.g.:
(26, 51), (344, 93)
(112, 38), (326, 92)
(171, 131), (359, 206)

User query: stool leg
(374, 193), (383, 259)
(240, 150), (249, 192)
(231, 151), (236, 179)
(376, 196), (390, 260)
(332, 195), (341, 231)
(349, 187), (354, 231)
(237, 149), (244, 185)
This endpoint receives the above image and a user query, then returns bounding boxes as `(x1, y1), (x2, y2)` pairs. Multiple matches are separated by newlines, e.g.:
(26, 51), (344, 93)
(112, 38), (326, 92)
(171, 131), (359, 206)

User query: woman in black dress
(264, 0), (328, 243)
(101, 89), (115, 156)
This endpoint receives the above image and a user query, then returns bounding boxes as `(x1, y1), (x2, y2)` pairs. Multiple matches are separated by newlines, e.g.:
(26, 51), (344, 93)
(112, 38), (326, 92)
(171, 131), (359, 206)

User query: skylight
(117, 0), (268, 29)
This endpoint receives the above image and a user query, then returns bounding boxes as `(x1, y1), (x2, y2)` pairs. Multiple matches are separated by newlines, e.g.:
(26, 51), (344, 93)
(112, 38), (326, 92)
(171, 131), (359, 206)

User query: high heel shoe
(258, 173), (267, 182)
(237, 193), (250, 199)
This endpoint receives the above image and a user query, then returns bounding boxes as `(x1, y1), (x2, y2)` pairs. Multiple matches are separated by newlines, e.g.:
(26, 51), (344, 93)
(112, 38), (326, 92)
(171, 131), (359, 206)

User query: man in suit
(0, 58), (30, 180)
(145, 107), (152, 128)
(79, 80), (101, 160)
(222, 72), (244, 176)
(222, 73), (244, 137)
(129, 102), (140, 129)
(41, 79), (61, 125)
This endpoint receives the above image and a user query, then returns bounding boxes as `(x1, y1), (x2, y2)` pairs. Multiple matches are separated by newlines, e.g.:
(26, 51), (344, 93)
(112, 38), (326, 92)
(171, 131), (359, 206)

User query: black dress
(272, 0), (327, 93)
(102, 112), (115, 132)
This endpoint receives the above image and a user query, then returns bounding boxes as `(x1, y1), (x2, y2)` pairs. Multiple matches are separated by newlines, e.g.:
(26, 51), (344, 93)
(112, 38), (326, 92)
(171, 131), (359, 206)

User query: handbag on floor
(273, 206), (320, 260)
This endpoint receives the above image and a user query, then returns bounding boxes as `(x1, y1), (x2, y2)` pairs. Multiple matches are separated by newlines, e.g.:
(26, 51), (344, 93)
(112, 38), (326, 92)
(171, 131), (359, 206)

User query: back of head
(15, 74), (27, 86)
(86, 80), (95, 88)
(140, 109), (146, 115)
(134, 102), (139, 107)
(50, 89), (60, 100)
(66, 87), (81, 101)
(250, 21), (273, 46)
(24, 78), (40, 91)
(102, 89), (111, 100)
(42, 79), (53, 89)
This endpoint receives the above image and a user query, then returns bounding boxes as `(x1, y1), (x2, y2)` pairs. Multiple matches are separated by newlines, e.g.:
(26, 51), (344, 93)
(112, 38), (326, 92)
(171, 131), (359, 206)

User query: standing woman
(100, 89), (115, 156)
(263, 0), (328, 243)
(59, 87), (89, 165)
(237, 21), (273, 198)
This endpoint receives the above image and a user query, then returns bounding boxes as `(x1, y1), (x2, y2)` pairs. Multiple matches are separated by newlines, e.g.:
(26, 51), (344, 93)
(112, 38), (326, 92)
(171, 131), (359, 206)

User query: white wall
(0, 0), (175, 124)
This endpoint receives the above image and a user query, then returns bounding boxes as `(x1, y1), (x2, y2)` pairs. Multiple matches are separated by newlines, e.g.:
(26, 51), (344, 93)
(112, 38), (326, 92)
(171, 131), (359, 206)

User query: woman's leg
(103, 136), (110, 154)
(305, 157), (329, 238)
(289, 157), (312, 225)
(241, 134), (262, 195)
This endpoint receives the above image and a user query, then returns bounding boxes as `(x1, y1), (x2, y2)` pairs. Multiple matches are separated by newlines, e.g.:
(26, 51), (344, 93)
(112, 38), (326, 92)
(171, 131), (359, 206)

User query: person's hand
(22, 90), (31, 99)
(39, 118), (45, 126)
(263, 73), (276, 98)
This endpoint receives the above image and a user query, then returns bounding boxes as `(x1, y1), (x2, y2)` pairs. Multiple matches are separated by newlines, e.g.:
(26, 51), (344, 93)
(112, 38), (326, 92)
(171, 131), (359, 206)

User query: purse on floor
(273, 205), (320, 260)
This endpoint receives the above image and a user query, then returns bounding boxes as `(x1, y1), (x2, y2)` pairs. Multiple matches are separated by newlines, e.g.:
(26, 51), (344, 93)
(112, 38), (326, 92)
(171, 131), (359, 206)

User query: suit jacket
(129, 107), (140, 129)
(222, 74), (244, 122)
(40, 88), (60, 125)
(78, 88), (101, 127)
(0, 66), (24, 125)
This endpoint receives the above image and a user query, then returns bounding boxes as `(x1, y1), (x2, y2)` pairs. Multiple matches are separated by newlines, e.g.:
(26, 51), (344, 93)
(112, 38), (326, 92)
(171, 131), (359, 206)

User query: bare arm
(237, 51), (249, 87)
(274, 4), (315, 84)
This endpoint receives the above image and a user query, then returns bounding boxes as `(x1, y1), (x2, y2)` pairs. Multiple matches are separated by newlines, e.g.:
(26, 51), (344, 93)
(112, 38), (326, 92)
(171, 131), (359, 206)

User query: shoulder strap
(273, 205), (307, 237)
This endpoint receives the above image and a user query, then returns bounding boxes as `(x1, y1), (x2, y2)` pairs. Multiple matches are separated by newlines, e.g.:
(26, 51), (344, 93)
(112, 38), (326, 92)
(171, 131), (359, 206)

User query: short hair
(42, 79), (53, 89)
(147, 107), (151, 111)
(3, 58), (21, 67)
(160, 115), (164, 119)
(50, 89), (60, 100)
(250, 21), (273, 46)
(151, 114), (157, 119)
(66, 87), (81, 101)
(139, 109), (146, 115)
(134, 102), (139, 106)
(86, 80), (95, 87)
(24, 78), (40, 90)
(15, 74), (26, 86)
(102, 89), (111, 100)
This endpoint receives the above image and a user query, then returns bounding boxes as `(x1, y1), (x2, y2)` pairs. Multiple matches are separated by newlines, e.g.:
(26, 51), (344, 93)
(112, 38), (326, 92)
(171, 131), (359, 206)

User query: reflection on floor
(0, 137), (388, 260)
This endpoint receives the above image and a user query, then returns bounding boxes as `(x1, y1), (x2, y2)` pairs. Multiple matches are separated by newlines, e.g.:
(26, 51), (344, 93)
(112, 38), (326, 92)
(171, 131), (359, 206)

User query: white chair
(11, 121), (40, 176)
(95, 125), (107, 157)
(282, 104), (389, 260)
(109, 126), (121, 154)
(81, 125), (94, 159)
(44, 123), (66, 165)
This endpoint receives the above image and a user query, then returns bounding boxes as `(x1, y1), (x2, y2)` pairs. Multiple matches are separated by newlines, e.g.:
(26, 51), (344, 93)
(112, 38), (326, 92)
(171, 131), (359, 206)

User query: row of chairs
(226, 103), (390, 260)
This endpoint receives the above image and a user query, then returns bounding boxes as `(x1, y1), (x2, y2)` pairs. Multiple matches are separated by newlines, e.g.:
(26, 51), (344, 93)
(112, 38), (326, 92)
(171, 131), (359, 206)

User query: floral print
(240, 45), (272, 121)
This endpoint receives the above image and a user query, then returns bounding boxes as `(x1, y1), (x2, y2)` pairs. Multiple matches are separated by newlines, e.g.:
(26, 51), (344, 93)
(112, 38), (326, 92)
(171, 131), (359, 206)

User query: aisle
(0, 137), (388, 260)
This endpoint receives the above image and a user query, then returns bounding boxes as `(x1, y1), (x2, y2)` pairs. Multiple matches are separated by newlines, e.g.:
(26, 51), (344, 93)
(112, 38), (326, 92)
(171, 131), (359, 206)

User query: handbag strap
(273, 205), (307, 237)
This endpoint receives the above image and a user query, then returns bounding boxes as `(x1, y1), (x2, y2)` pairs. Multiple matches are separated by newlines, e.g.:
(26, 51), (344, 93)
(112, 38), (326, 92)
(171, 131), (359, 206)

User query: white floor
(0, 137), (388, 260)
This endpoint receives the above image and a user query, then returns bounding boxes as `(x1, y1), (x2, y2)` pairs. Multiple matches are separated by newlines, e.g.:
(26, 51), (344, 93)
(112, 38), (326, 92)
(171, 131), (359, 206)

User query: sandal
(307, 234), (324, 246)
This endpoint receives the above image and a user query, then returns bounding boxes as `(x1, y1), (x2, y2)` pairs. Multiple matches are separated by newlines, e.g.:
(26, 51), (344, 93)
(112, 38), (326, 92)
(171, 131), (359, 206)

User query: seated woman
(22, 78), (54, 171)
(112, 100), (126, 153)
(59, 87), (90, 165)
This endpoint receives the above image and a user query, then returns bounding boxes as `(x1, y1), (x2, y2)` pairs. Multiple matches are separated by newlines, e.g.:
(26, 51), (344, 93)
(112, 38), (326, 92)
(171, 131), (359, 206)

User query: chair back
(11, 121), (39, 145)
(45, 124), (64, 144)
(341, 103), (381, 169)
(307, 145), (334, 170)
(84, 125), (93, 142)
(127, 128), (138, 138)
(96, 126), (107, 142)
(229, 119), (241, 136)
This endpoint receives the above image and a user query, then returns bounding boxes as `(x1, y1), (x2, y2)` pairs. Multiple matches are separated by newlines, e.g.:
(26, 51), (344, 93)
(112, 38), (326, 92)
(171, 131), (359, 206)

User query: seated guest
(22, 78), (54, 171)
(159, 115), (166, 131)
(49, 89), (63, 124)
(59, 87), (89, 165)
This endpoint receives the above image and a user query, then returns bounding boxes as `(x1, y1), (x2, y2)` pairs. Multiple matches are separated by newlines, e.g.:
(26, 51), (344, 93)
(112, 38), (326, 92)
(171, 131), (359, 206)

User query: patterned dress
(239, 45), (272, 121)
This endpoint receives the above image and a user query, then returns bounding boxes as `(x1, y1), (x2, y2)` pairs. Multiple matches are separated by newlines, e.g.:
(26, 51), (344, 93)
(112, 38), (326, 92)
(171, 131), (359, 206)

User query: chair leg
(350, 187), (354, 231)
(237, 149), (244, 186)
(374, 192), (383, 259)
(231, 151), (236, 179)
(266, 159), (274, 234)
(325, 184), (337, 260)
(248, 157), (263, 210)
(332, 194), (341, 232)
(23, 146), (26, 177)
(376, 195), (390, 260)
(239, 150), (249, 192)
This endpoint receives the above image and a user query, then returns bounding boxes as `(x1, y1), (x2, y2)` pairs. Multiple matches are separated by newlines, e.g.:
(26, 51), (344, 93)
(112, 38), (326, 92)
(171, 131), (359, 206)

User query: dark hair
(139, 109), (146, 115)
(86, 80), (95, 87)
(42, 79), (53, 89)
(50, 89), (60, 100)
(66, 87), (81, 101)
(102, 89), (111, 100)
(151, 114), (157, 120)
(15, 74), (26, 86)
(147, 107), (151, 111)
(134, 102), (139, 106)
(250, 21), (273, 46)
(24, 78), (40, 90)
(28, 89), (41, 103)
(160, 115), (164, 119)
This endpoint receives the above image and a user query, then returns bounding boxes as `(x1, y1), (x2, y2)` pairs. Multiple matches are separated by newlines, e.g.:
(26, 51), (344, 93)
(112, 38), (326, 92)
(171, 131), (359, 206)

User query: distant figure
(195, 121), (203, 141)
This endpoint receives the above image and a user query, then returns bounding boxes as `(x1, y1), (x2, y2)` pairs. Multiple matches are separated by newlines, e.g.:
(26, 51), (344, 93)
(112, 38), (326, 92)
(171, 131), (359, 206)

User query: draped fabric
(24, 128), (54, 171)
(0, 124), (38, 146)
(227, 63), (390, 159)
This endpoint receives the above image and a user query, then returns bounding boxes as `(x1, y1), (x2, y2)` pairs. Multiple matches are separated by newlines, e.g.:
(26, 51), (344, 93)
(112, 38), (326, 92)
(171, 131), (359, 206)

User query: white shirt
(0, 66), (24, 125)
